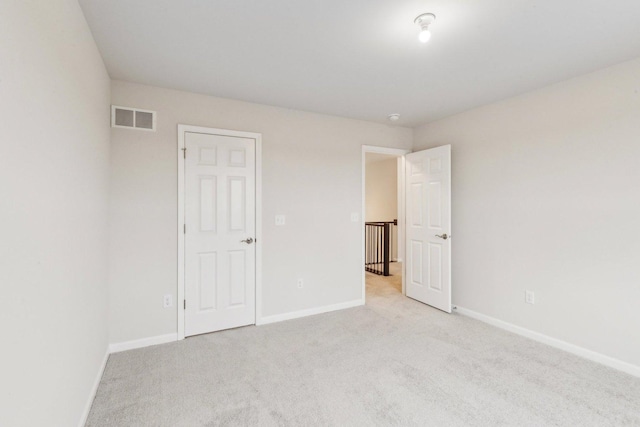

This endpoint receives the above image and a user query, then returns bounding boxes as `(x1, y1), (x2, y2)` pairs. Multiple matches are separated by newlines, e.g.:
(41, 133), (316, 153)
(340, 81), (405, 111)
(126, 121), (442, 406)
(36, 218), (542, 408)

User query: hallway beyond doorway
(366, 262), (402, 301)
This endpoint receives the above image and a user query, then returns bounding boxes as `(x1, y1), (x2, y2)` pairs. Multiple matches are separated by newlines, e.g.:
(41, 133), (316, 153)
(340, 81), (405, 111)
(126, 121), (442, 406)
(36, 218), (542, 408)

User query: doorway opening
(362, 146), (409, 304)
(362, 144), (452, 312)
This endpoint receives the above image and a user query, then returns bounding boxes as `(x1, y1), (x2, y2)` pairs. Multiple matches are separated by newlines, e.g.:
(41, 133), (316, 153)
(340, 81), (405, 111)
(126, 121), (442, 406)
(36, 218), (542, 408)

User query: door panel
(410, 241), (423, 285)
(228, 177), (246, 231)
(405, 145), (451, 312)
(198, 252), (217, 311)
(185, 132), (256, 336)
(199, 177), (217, 231)
(228, 250), (246, 306)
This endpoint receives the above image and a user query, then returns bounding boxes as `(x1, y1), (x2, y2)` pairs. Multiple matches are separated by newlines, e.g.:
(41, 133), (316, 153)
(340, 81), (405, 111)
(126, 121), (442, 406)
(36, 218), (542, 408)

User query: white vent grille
(111, 105), (156, 131)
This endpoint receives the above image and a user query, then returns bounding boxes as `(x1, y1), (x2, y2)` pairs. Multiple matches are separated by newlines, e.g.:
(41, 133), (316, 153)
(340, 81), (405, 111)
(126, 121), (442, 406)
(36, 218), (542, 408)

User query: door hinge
(183, 224), (186, 234)
(182, 147), (186, 159)
(184, 300), (186, 309)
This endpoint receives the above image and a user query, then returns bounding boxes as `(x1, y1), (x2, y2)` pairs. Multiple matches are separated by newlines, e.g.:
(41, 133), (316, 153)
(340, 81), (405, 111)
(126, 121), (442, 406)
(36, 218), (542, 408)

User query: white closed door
(184, 131), (256, 336)
(405, 145), (451, 313)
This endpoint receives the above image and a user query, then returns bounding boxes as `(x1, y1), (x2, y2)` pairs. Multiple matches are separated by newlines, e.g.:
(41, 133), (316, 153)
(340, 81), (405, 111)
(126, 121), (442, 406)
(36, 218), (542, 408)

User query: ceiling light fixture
(388, 114), (400, 122)
(414, 13), (436, 43)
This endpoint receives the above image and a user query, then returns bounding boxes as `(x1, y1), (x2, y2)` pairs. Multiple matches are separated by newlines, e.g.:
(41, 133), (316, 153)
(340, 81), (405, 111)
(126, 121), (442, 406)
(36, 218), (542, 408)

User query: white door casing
(183, 130), (257, 336)
(405, 145), (451, 313)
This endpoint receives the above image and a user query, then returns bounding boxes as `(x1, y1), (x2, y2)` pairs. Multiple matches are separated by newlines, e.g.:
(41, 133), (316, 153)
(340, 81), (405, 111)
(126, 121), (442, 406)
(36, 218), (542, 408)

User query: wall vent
(111, 105), (156, 131)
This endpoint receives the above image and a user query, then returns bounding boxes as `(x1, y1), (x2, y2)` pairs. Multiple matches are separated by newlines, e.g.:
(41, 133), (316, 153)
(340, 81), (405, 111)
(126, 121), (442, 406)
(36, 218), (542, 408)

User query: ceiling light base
(414, 13), (436, 26)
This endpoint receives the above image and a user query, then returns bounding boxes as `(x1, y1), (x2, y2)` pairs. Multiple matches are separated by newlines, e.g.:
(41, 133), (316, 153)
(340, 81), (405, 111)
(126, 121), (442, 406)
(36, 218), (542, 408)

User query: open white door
(405, 145), (451, 313)
(184, 131), (256, 336)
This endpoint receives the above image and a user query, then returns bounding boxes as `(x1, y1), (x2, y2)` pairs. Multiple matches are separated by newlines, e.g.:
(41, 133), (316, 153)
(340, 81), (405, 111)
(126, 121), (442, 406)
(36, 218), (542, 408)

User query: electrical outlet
(163, 294), (173, 308)
(350, 212), (359, 222)
(297, 279), (304, 289)
(525, 290), (535, 305)
(275, 215), (286, 226)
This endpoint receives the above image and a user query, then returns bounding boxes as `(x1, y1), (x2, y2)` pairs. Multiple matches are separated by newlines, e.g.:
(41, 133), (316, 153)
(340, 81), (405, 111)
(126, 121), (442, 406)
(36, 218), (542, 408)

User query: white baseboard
(109, 333), (178, 354)
(78, 348), (109, 427)
(257, 299), (364, 325)
(455, 306), (640, 378)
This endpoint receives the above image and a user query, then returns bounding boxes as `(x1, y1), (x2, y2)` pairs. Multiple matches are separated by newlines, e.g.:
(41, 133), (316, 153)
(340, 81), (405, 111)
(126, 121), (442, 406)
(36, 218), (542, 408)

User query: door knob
(240, 237), (254, 244)
(435, 233), (449, 240)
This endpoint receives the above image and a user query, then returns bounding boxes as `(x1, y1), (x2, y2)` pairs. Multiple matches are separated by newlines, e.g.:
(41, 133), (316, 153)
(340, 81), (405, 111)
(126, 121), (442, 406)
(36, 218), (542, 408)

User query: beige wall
(413, 57), (640, 367)
(365, 157), (399, 260)
(109, 80), (413, 343)
(0, 1), (111, 425)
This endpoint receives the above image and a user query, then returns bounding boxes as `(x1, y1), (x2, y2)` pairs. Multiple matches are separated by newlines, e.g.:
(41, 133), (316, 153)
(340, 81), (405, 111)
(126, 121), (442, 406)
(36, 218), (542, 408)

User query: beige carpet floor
(86, 264), (640, 426)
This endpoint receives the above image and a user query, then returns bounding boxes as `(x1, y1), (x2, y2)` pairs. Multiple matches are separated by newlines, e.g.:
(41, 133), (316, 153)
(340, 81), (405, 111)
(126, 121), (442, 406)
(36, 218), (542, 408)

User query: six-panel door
(184, 132), (256, 336)
(405, 145), (451, 313)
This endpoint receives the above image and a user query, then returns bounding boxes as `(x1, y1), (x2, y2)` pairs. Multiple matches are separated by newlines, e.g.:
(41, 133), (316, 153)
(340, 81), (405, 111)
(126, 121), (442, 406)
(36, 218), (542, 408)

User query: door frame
(361, 145), (410, 302)
(177, 124), (263, 340)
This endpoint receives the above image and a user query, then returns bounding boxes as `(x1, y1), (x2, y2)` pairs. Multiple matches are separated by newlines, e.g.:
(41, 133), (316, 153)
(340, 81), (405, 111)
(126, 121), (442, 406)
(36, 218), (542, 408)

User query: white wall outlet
(525, 290), (535, 305)
(163, 294), (173, 308)
(297, 278), (304, 289)
(275, 214), (286, 226)
(350, 212), (359, 222)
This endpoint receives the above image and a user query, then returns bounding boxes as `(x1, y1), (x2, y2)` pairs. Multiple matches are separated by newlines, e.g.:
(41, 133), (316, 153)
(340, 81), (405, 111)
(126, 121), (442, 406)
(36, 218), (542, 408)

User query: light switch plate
(275, 215), (286, 226)
(163, 294), (173, 308)
(525, 290), (535, 304)
(350, 212), (359, 222)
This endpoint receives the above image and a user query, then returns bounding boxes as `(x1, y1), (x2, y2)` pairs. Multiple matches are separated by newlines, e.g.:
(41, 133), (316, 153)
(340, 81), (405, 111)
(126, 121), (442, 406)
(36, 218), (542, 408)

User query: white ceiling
(79, 0), (640, 127)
